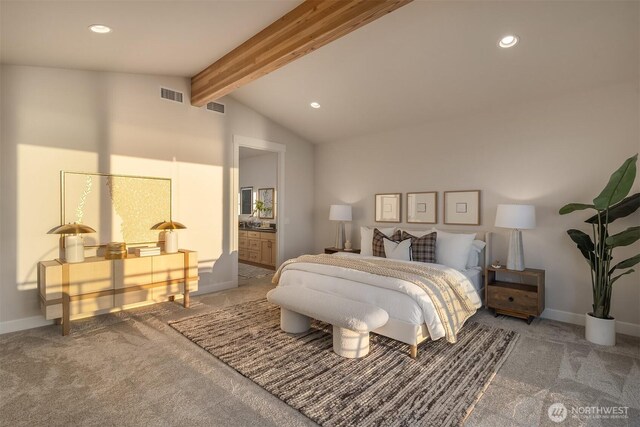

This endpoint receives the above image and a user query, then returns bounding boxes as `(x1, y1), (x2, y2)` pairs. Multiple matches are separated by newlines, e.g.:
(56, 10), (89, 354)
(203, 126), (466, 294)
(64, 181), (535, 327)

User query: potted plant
(559, 154), (639, 345)
(250, 200), (272, 227)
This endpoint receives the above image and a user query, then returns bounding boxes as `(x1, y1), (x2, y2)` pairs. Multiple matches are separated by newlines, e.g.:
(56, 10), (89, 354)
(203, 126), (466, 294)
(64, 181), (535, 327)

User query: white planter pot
(585, 313), (616, 346)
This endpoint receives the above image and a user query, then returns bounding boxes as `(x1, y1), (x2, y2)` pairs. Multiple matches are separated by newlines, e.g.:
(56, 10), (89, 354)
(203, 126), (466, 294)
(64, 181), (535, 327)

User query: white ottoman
(267, 287), (389, 359)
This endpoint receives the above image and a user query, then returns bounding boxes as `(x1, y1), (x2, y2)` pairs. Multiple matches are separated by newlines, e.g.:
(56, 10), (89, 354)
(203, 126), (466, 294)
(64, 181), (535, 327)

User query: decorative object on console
(375, 193), (402, 223)
(344, 240), (353, 251)
(444, 190), (481, 225)
(329, 204), (352, 249)
(494, 204), (536, 271)
(257, 188), (275, 219)
(134, 246), (161, 257)
(105, 242), (127, 259)
(49, 223), (97, 263)
(406, 192), (437, 224)
(151, 220), (187, 254)
(559, 153), (639, 346)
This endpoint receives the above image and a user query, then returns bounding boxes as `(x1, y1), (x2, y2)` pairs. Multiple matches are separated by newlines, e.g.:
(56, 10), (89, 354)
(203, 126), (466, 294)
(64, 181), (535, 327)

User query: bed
(273, 229), (493, 356)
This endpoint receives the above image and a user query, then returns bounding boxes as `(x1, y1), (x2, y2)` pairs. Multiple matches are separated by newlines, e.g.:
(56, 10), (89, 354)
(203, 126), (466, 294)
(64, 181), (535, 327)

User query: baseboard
(542, 308), (640, 337)
(192, 280), (237, 295)
(0, 315), (53, 335)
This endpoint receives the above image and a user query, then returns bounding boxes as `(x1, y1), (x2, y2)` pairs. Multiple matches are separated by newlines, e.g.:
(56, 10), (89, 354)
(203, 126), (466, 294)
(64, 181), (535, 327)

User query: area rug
(169, 299), (518, 427)
(238, 263), (274, 279)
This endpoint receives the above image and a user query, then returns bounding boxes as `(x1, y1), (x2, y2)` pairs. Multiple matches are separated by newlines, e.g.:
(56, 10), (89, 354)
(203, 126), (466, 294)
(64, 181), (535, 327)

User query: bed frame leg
(409, 345), (417, 359)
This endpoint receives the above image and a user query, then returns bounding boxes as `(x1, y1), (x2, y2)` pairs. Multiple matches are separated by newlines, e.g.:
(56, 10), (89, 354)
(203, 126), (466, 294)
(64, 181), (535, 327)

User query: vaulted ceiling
(2, 1), (637, 144)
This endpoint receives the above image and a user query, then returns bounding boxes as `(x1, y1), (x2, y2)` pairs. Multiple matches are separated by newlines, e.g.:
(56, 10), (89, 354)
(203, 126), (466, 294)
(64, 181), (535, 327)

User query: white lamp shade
(329, 204), (352, 221)
(495, 204), (536, 229)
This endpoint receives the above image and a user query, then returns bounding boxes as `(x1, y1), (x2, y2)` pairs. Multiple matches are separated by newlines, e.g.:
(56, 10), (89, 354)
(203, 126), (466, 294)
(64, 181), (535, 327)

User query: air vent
(206, 101), (225, 114)
(160, 87), (183, 103)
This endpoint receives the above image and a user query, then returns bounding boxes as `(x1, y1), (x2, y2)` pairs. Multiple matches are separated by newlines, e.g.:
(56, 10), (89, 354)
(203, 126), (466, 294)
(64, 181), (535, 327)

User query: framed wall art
(257, 187), (275, 219)
(406, 192), (437, 224)
(61, 171), (172, 246)
(375, 193), (402, 223)
(444, 190), (481, 225)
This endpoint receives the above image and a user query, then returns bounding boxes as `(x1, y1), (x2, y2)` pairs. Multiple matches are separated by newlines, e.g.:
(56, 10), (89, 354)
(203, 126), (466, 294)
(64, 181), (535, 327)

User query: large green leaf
(567, 229), (595, 250)
(567, 229), (595, 265)
(611, 269), (636, 285)
(605, 226), (640, 248)
(586, 193), (640, 224)
(593, 154), (638, 210)
(611, 254), (640, 272)
(559, 203), (595, 215)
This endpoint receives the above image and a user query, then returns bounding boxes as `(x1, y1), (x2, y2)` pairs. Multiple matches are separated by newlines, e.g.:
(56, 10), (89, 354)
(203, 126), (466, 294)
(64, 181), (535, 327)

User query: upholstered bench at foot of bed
(266, 287), (389, 359)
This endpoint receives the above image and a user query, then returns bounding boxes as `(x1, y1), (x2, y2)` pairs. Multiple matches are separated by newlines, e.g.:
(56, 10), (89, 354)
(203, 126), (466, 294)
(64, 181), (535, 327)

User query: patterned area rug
(170, 299), (518, 427)
(238, 263), (274, 279)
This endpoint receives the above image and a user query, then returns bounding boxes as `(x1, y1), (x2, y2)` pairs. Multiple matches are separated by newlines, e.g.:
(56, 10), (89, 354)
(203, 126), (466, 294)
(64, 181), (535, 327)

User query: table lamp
(329, 205), (352, 249)
(151, 220), (186, 254)
(495, 204), (536, 271)
(50, 222), (97, 263)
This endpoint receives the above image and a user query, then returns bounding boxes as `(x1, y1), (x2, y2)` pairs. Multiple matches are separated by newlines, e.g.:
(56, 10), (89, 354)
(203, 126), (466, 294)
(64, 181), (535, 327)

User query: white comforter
(276, 253), (482, 341)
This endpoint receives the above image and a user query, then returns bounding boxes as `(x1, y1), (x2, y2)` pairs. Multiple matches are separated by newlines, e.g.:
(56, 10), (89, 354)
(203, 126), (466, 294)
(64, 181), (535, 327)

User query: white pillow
(360, 226), (395, 256)
(466, 240), (486, 269)
(383, 238), (412, 261)
(432, 228), (476, 271)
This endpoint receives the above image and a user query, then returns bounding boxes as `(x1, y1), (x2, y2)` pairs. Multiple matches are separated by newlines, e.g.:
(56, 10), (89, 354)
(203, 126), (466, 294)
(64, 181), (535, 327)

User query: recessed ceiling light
(89, 24), (112, 34)
(310, 102), (321, 109)
(498, 34), (519, 48)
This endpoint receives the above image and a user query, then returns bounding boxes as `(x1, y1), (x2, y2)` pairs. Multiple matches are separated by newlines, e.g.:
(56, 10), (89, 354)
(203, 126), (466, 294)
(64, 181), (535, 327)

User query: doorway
(232, 135), (286, 283)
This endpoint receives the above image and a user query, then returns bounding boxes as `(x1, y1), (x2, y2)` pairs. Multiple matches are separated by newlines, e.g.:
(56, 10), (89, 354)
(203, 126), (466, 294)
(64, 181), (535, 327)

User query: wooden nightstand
(485, 267), (545, 324)
(324, 247), (361, 254)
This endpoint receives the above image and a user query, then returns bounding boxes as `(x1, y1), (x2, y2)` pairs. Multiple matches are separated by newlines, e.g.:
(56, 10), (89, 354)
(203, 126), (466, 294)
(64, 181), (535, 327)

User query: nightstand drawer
(488, 284), (537, 314)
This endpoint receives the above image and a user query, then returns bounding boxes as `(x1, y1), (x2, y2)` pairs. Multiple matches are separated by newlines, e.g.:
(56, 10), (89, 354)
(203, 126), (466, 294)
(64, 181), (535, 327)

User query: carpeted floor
(238, 262), (274, 279)
(0, 276), (638, 427)
(170, 299), (518, 427)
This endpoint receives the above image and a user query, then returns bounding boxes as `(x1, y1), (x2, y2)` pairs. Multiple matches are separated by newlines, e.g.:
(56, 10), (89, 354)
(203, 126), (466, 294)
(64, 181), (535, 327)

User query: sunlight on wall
(111, 154), (224, 273)
(17, 144), (98, 290)
(15, 146), (224, 293)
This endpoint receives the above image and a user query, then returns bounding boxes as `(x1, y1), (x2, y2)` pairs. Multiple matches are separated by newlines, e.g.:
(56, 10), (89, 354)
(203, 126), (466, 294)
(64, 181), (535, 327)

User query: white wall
(0, 64), (315, 332)
(239, 151), (278, 223)
(314, 80), (640, 334)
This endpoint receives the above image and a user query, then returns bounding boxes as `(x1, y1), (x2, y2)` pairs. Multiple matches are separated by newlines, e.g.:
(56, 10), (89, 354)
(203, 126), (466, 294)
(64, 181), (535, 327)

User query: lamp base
(165, 231), (179, 253)
(64, 235), (85, 263)
(507, 229), (525, 271)
(334, 222), (345, 249)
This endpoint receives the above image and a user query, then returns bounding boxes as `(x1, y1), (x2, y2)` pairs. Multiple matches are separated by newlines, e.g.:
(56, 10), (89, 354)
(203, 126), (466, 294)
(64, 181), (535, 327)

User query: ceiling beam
(191, 0), (412, 106)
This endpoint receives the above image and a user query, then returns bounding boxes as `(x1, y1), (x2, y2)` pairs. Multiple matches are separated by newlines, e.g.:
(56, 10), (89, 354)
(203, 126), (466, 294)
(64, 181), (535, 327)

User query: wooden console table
(38, 249), (198, 335)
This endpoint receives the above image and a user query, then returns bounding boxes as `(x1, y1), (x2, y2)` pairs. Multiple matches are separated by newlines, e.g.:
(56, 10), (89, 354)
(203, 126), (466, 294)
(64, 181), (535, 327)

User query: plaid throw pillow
(402, 231), (437, 263)
(373, 228), (402, 257)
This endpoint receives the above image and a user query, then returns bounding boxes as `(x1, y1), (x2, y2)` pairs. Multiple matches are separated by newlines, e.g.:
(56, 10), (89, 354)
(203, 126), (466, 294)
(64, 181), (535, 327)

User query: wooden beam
(191, 0), (412, 106)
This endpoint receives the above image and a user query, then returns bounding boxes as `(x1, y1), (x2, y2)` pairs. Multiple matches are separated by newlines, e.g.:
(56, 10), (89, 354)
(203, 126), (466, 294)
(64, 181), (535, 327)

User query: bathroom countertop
(239, 226), (277, 233)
